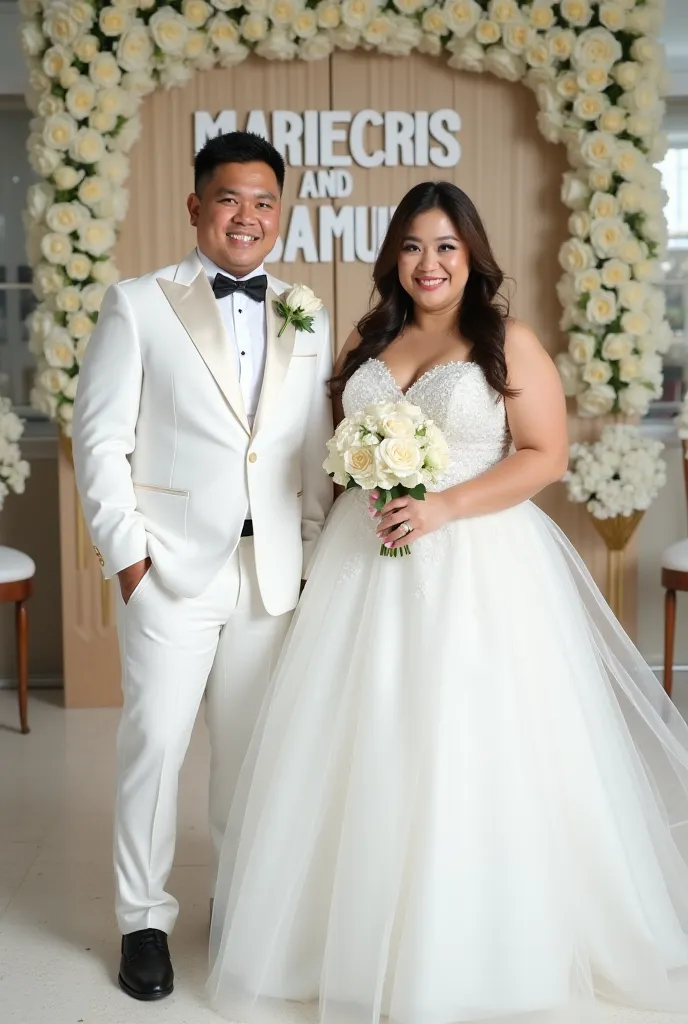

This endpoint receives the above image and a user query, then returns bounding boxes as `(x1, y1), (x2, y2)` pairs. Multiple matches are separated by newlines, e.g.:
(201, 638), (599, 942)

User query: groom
(72, 132), (333, 1001)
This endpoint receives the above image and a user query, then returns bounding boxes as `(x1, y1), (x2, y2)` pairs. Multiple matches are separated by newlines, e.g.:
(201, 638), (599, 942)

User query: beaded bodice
(343, 359), (511, 488)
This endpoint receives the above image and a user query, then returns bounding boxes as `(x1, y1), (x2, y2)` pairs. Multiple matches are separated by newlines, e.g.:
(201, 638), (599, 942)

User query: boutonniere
(275, 285), (323, 338)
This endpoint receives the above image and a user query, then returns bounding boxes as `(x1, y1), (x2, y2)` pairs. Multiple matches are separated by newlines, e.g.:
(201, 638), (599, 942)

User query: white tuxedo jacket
(72, 250), (334, 616)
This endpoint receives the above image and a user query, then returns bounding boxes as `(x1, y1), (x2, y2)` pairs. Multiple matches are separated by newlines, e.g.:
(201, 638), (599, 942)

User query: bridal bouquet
(324, 401), (449, 556)
(564, 424), (666, 520)
(0, 398), (30, 511)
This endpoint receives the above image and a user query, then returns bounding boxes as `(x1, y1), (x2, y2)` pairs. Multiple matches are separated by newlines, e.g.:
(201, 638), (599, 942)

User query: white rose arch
(19, 0), (669, 436)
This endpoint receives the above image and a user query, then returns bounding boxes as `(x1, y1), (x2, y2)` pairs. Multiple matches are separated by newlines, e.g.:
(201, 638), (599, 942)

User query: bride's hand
(371, 491), (452, 550)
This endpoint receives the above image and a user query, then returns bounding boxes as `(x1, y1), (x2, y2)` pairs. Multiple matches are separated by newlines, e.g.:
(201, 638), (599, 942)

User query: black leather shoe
(118, 928), (174, 1001)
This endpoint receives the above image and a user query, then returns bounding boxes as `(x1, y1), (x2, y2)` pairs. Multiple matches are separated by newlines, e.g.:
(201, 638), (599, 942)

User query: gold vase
(588, 510), (645, 621)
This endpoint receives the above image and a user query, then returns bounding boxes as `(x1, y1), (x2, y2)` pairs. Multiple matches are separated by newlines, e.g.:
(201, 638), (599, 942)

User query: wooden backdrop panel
(60, 53), (631, 706)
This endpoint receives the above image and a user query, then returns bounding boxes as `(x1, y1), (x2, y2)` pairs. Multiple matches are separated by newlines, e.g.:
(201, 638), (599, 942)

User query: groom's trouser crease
(113, 537), (292, 935)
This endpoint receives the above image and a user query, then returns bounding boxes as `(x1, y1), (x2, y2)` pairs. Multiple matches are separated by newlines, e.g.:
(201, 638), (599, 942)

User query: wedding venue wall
(18, 0), (671, 706)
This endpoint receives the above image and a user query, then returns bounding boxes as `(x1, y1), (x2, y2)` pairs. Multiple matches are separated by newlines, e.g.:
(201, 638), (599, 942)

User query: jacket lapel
(156, 251), (250, 435)
(251, 284), (297, 441)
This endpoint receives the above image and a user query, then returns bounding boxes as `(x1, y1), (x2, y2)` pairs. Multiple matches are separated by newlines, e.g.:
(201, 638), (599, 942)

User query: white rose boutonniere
(276, 284), (323, 338)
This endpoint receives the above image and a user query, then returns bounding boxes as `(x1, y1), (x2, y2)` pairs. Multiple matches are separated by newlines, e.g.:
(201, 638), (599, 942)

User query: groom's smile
(187, 160), (282, 278)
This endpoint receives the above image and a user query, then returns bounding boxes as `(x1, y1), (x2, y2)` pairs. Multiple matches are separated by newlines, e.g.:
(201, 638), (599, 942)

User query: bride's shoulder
(503, 319), (550, 366)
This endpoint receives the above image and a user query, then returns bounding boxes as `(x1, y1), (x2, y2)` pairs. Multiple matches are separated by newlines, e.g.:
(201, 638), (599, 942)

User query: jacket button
(248, 452), (257, 463)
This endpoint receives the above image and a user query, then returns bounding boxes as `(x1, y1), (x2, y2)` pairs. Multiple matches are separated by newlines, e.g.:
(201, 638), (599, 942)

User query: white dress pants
(113, 537), (292, 935)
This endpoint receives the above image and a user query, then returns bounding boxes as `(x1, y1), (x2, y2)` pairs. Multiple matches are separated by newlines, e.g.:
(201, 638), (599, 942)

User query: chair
(0, 547), (35, 733)
(662, 440), (688, 699)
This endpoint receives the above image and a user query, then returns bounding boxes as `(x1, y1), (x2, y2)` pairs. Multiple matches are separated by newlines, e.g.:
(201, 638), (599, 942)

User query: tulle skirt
(208, 492), (688, 1024)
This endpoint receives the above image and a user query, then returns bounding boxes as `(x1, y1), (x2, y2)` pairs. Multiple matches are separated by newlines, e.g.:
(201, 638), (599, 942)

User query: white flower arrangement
(564, 423), (666, 519)
(275, 284), (323, 336)
(324, 399), (449, 555)
(0, 399), (31, 510)
(19, 0), (669, 434)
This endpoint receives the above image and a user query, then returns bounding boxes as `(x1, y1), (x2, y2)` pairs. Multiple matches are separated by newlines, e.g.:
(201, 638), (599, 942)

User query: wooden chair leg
(16, 599), (29, 734)
(664, 588), (677, 700)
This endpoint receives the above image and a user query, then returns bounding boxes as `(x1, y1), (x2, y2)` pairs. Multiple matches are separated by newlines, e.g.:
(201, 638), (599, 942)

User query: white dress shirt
(196, 248), (267, 431)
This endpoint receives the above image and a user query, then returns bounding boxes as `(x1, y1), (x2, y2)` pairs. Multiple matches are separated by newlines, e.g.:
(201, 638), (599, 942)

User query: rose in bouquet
(323, 400), (449, 556)
(564, 424), (665, 520)
(0, 398), (30, 510)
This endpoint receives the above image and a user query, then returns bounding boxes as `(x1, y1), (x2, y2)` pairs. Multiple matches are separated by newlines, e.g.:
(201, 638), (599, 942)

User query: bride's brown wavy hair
(329, 181), (515, 399)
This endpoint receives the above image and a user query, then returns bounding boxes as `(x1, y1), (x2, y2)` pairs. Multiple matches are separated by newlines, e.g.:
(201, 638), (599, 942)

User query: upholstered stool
(0, 547), (35, 733)
(662, 440), (688, 700)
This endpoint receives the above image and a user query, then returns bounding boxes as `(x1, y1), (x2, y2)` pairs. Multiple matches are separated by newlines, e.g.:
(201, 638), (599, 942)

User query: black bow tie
(212, 273), (268, 303)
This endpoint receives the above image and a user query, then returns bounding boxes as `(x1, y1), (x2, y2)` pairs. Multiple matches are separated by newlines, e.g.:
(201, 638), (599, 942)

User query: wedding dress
(209, 358), (688, 1024)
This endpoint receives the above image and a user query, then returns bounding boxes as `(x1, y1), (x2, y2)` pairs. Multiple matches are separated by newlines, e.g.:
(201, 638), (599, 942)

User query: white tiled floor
(2, 690), (688, 1024)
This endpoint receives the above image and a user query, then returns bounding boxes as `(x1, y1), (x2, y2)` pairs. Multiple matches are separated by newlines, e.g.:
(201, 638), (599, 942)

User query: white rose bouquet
(564, 424), (665, 520)
(0, 399), (31, 510)
(323, 400), (449, 556)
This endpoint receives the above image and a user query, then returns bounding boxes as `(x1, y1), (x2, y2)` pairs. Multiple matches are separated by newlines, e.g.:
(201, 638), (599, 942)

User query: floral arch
(18, 0), (669, 436)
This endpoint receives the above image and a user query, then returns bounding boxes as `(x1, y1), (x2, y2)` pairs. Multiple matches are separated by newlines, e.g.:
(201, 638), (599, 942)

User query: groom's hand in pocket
(118, 557), (152, 605)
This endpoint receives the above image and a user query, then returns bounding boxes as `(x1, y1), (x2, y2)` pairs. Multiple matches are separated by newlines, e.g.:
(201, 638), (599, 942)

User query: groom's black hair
(194, 131), (286, 195)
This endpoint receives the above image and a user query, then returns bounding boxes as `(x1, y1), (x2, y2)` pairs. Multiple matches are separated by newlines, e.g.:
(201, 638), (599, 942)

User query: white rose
(90, 260), (120, 286)
(183, 0), (212, 26)
(615, 182), (643, 215)
(149, 8), (188, 53)
(110, 117), (142, 153)
(586, 290), (618, 325)
(20, 22), (45, 58)
(65, 77), (97, 121)
(590, 217), (627, 259)
(576, 383), (617, 417)
(211, 0), (243, 8)
(31, 386), (59, 419)
(69, 0), (96, 27)
(99, 5), (130, 36)
(381, 14), (423, 55)
(393, 0), (425, 12)
(618, 382), (651, 416)
(182, 30), (208, 61)
(633, 259), (661, 284)
(39, 367), (71, 397)
(574, 92), (609, 122)
(117, 25), (154, 72)
(419, 33), (443, 56)
(556, 352), (583, 396)
(89, 53), (122, 89)
(525, 39), (552, 70)
(618, 354), (643, 383)
(574, 268), (602, 295)
(89, 110), (118, 134)
(19, 0), (42, 16)
(94, 186), (128, 221)
(597, 106), (627, 135)
(580, 131), (616, 168)
(27, 183), (55, 221)
(208, 12), (242, 50)
(317, 1), (341, 28)
(97, 151), (129, 185)
(73, 33), (100, 63)
(78, 219), (117, 257)
(588, 168), (613, 192)
(559, 237), (595, 273)
(42, 45), (70, 79)
(80, 283), (106, 314)
(601, 332), (635, 359)
(27, 309), (56, 343)
(618, 280), (649, 311)
(66, 252), (92, 281)
(77, 175), (110, 209)
(640, 215), (667, 246)
(44, 3), (80, 46)
(37, 94), (65, 119)
(343, 446), (377, 488)
(529, 1), (556, 31)
(614, 62), (641, 90)
(573, 27), (622, 70)
(568, 332), (597, 364)
(502, 21), (529, 55)
(323, 449), (348, 487)
(269, 0), (304, 25)
(621, 310), (651, 336)
(46, 201), (89, 234)
(70, 127), (106, 165)
(488, 0), (519, 21)
(601, 259), (631, 289)
(293, 8), (318, 38)
(485, 47), (525, 83)
(62, 376), (79, 402)
(255, 28), (294, 60)
(59, 402), (75, 435)
(283, 284), (322, 316)
(43, 112), (79, 151)
(628, 7), (661, 35)
(561, 173), (589, 211)
(587, 192), (618, 221)
(53, 164), (84, 190)
(60, 69), (82, 90)
(122, 70), (157, 96)
(241, 12), (269, 40)
(568, 210), (591, 239)
(45, 326), (77, 368)
(599, 2), (626, 32)
(41, 232), (73, 265)
(443, 0), (481, 36)
(582, 359), (612, 386)
(559, 0), (593, 28)
(160, 61), (194, 89)
(33, 263), (65, 298)
(299, 32), (334, 60)
(67, 310), (96, 339)
(447, 38), (485, 73)
(475, 20), (501, 46)
(378, 437), (423, 482)
(618, 237), (645, 265)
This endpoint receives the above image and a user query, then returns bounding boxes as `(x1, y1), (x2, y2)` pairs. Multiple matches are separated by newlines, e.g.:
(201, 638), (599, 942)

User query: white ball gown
(209, 358), (688, 1024)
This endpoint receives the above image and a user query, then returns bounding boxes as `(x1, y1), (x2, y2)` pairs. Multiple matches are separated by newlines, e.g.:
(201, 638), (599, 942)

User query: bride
(208, 181), (688, 1024)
